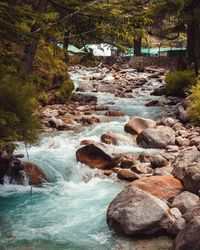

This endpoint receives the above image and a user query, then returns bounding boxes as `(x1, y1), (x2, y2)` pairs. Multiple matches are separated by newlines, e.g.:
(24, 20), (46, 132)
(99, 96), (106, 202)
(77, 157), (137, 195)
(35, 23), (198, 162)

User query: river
(0, 67), (174, 250)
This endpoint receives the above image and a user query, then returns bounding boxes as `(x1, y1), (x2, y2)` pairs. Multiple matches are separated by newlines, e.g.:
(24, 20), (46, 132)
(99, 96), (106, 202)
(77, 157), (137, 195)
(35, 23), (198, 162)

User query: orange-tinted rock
(80, 140), (95, 145)
(118, 169), (139, 182)
(76, 143), (122, 169)
(61, 116), (74, 125)
(21, 162), (49, 187)
(105, 110), (125, 117)
(124, 116), (156, 135)
(103, 170), (113, 176)
(131, 176), (183, 200)
(80, 116), (100, 126)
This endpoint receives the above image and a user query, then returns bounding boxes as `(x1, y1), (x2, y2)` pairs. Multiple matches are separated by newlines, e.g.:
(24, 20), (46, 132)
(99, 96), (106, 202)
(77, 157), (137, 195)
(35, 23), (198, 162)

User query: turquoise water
(0, 68), (169, 250)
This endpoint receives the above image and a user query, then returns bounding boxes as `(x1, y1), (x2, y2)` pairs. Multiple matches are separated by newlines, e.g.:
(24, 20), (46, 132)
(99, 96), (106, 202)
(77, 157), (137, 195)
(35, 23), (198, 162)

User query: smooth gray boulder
(137, 126), (175, 149)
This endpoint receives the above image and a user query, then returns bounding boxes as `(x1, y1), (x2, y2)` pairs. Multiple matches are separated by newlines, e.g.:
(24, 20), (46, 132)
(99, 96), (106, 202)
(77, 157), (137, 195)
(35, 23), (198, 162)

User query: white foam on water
(0, 67), (168, 250)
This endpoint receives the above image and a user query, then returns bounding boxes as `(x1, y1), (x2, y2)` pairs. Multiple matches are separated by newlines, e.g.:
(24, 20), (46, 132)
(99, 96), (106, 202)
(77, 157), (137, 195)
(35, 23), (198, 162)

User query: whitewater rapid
(0, 68), (169, 250)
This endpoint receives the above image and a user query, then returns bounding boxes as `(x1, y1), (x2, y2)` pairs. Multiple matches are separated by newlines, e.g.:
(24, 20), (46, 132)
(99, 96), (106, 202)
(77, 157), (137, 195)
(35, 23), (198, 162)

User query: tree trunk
(187, 5), (200, 75)
(63, 30), (70, 63)
(134, 38), (142, 56)
(23, 0), (49, 74)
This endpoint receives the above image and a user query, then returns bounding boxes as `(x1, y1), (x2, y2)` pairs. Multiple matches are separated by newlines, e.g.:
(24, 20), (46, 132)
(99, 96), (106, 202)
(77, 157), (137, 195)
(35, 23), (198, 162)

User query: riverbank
(0, 63), (199, 249)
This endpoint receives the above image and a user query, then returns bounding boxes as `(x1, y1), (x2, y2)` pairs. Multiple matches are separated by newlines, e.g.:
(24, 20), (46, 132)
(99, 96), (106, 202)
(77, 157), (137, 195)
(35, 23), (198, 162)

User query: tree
(23, 0), (49, 74)
(149, 0), (200, 75)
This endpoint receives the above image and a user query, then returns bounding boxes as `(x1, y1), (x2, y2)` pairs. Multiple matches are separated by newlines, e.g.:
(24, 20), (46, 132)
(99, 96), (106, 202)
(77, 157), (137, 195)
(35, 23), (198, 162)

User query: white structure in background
(82, 43), (117, 56)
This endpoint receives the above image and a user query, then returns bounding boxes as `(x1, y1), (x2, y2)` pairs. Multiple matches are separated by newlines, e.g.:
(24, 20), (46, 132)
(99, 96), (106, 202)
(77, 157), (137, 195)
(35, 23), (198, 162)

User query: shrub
(0, 76), (41, 146)
(189, 80), (200, 123)
(165, 70), (197, 97)
(53, 79), (74, 103)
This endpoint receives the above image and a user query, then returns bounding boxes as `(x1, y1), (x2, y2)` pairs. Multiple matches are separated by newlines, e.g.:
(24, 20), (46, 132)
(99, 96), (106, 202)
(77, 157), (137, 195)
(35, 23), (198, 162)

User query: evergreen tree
(149, 0), (200, 75)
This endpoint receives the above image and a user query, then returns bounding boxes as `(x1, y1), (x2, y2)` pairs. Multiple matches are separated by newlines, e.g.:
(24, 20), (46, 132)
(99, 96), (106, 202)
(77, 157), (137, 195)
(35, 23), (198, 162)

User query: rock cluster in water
(73, 65), (200, 250)
(0, 145), (48, 186)
(1, 64), (200, 249)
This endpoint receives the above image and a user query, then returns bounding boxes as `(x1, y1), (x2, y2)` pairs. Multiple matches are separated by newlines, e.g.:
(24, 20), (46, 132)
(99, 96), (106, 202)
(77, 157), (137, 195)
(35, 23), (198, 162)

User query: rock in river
(21, 162), (49, 186)
(124, 116), (156, 135)
(117, 169), (139, 181)
(76, 143), (122, 169)
(171, 149), (200, 181)
(107, 186), (182, 236)
(101, 132), (135, 146)
(131, 176), (183, 201)
(137, 126), (175, 149)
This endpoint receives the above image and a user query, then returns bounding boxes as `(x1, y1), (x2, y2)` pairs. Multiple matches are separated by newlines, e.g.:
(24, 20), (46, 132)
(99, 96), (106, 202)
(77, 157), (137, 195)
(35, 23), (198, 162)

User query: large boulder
(175, 216), (200, 250)
(101, 132), (136, 146)
(171, 191), (199, 214)
(131, 176), (183, 200)
(107, 186), (183, 236)
(76, 143), (122, 169)
(137, 126), (175, 149)
(171, 149), (200, 181)
(124, 116), (156, 135)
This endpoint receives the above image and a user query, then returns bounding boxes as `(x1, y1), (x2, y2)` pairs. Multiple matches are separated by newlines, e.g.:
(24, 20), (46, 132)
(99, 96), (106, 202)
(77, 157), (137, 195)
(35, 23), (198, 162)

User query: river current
(0, 68), (173, 250)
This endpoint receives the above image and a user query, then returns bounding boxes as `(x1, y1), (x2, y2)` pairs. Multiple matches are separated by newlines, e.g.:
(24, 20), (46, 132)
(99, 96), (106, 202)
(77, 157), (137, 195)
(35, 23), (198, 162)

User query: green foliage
(165, 70), (196, 97)
(53, 79), (74, 103)
(0, 76), (41, 145)
(34, 40), (68, 81)
(189, 79), (200, 123)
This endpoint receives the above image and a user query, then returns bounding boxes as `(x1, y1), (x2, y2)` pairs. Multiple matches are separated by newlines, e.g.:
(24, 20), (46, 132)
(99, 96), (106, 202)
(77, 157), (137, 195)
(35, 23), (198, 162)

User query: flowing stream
(0, 68), (173, 250)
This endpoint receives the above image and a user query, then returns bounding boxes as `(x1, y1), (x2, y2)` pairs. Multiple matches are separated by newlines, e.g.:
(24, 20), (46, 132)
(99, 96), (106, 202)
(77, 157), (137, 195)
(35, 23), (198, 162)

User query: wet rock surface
(137, 126), (175, 149)
(3, 64), (200, 248)
(107, 186), (182, 236)
(0, 147), (48, 186)
(124, 116), (156, 135)
(130, 176), (183, 201)
(76, 143), (122, 169)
